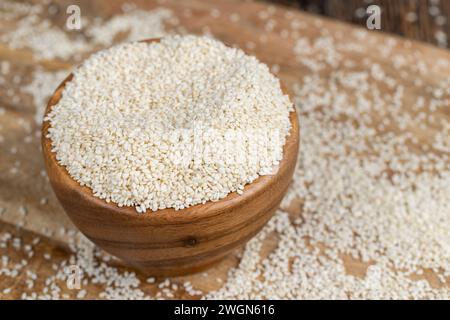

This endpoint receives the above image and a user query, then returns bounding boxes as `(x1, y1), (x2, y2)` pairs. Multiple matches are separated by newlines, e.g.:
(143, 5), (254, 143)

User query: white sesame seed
(46, 35), (293, 212)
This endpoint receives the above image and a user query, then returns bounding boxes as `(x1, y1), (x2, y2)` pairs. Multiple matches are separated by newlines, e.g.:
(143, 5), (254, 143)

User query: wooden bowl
(41, 39), (300, 276)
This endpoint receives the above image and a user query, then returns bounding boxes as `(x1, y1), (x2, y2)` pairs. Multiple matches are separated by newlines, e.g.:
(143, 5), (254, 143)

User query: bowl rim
(41, 37), (300, 224)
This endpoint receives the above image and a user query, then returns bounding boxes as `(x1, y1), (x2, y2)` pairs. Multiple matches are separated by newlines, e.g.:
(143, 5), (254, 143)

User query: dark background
(264, 0), (449, 48)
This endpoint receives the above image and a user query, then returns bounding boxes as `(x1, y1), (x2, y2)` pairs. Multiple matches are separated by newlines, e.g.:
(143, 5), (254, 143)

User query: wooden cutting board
(0, 0), (449, 299)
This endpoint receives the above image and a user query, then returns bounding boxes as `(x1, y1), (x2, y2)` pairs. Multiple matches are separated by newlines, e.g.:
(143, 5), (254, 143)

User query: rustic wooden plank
(264, 0), (450, 48)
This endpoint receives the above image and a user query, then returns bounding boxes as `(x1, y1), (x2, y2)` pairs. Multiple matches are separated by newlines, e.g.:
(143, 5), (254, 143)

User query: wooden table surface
(0, 0), (449, 299)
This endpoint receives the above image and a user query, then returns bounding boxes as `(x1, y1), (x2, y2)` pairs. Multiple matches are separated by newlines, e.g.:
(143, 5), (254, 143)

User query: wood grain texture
(40, 41), (300, 275)
(0, 0), (449, 298)
(265, 0), (450, 48)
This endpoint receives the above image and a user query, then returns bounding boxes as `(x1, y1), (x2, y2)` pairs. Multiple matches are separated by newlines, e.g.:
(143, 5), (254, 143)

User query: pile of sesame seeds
(45, 35), (293, 212)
